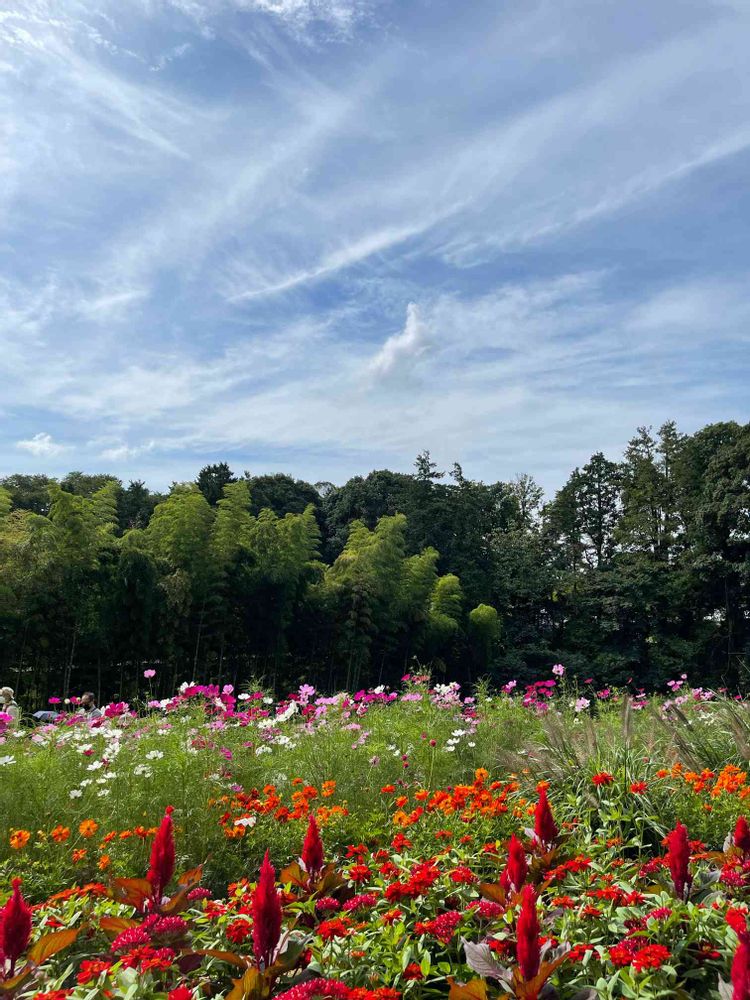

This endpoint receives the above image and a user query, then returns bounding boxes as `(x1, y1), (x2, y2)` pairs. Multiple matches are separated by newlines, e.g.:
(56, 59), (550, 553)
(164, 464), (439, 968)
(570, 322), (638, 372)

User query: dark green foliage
(0, 419), (749, 703)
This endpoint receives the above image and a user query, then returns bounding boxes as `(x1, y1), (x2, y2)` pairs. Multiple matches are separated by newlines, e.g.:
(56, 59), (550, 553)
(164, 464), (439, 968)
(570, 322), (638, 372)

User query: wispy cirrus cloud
(1, 0), (749, 489)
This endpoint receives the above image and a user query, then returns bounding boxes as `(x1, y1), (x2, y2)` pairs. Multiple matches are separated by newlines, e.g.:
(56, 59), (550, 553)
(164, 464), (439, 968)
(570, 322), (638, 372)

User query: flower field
(4, 673), (750, 998)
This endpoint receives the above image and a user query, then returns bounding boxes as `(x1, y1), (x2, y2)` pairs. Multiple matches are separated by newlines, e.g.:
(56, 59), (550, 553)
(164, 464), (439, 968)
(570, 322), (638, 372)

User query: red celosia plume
(534, 786), (558, 848)
(301, 813), (325, 879)
(1, 878), (32, 969)
(736, 816), (750, 856)
(501, 834), (528, 895)
(147, 806), (175, 902)
(252, 849), (283, 970)
(732, 933), (750, 999)
(516, 883), (541, 982)
(666, 821), (692, 900)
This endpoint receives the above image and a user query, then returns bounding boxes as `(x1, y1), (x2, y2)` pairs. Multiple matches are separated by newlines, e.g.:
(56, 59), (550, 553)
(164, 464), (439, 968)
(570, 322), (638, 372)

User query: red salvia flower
(147, 806), (175, 902)
(301, 814), (325, 879)
(735, 817), (750, 856)
(252, 850), (283, 970)
(666, 821), (692, 900)
(516, 884), (541, 982)
(534, 787), (558, 848)
(732, 933), (750, 999)
(501, 834), (528, 894)
(1, 878), (32, 970)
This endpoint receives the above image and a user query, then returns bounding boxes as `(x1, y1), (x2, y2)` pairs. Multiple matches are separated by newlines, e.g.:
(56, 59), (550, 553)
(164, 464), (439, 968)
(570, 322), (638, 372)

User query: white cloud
(16, 432), (69, 457)
(370, 302), (430, 377)
(163, 0), (380, 33)
(99, 440), (157, 461)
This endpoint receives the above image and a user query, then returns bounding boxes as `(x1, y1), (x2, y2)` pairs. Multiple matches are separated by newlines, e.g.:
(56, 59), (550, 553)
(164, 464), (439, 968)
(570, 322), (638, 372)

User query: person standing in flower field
(80, 692), (103, 720)
(0, 686), (21, 726)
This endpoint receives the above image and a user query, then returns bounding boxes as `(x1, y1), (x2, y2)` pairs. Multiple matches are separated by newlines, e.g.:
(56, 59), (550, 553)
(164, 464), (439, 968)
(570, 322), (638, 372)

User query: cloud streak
(1, 0), (749, 491)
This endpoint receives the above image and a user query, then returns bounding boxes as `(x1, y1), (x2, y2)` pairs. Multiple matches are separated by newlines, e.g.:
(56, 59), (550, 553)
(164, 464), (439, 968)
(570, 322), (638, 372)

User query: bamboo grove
(0, 418), (748, 703)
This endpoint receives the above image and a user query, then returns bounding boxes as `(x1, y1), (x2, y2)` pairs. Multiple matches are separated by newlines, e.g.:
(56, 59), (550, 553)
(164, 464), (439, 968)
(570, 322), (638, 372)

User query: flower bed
(3, 672), (750, 996)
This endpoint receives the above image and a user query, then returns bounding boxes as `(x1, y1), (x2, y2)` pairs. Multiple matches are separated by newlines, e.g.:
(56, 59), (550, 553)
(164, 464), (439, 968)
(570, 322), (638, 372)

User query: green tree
(197, 463), (236, 506)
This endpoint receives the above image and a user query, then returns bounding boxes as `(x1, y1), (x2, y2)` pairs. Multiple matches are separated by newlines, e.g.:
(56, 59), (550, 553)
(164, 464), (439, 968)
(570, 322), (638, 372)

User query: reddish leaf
(448, 978), (489, 1000)
(226, 967), (263, 1000)
(99, 916), (139, 939)
(187, 948), (250, 970)
(26, 928), (80, 965)
(279, 861), (308, 888)
(178, 864), (204, 887)
(0, 967), (33, 994)
(110, 878), (153, 910)
(478, 882), (507, 904)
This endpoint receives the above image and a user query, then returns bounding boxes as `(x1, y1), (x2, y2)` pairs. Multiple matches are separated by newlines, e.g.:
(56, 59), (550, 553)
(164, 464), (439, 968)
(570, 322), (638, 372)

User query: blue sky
(1, 0), (749, 493)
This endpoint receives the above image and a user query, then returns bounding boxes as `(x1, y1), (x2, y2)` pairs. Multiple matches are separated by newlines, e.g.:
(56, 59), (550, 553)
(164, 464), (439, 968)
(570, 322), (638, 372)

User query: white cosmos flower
(0, 755), (15, 766)
(145, 750), (164, 760)
(69, 789), (83, 799)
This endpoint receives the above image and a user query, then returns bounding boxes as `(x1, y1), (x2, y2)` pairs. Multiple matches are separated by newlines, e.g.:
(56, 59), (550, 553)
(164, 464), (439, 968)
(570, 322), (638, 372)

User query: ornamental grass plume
(735, 816), (750, 856)
(1, 878), (32, 972)
(301, 813), (325, 879)
(534, 786), (558, 848)
(666, 821), (692, 900)
(500, 834), (528, 894)
(147, 806), (175, 902)
(516, 884), (541, 982)
(252, 850), (283, 970)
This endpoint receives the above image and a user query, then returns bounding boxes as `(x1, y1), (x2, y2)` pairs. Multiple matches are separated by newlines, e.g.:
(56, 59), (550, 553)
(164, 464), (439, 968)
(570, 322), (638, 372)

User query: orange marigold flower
(9, 829), (30, 850)
(72, 849), (87, 862)
(79, 819), (99, 839)
(98, 854), (111, 872)
(51, 825), (71, 843)
(322, 781), (336, 798)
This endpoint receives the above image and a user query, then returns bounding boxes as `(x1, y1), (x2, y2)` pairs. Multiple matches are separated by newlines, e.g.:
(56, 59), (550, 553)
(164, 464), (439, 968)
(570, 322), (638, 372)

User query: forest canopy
(0, 419), (748, 703)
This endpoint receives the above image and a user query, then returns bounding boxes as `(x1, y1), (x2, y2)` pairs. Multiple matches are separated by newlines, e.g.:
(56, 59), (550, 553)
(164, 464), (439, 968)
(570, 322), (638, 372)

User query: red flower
(226, 919), (252, 944)
(666, 821), (692, 900)
(168, 989), (194, 1000)
(732, 934), (750, 999)
(728, 908), (750, 936)
(0, 879), (32, 968)
(534, 787), (558, 848)
(501, 834), (528, 894)
(111, 927), (151, 953)
(630, 781), (648, 795)
(77, 959), (112, 985)
(736, 817), (750, 856)
(632, 944), (670, 972)
(302, 814), (325, 879)
(592, 772), (614, 787)
(318, 917), (352, 941)
(403, 963), (423, 980)
(147, 806), (175, 902)
(252, 850), (283, 969)
(274, 979), (352, 1000)
(516, 884), (541, 981)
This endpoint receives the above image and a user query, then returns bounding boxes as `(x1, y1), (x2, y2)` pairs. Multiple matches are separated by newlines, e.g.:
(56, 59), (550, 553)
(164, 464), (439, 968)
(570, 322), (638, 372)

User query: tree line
(0, 418), (748, 703)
